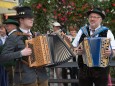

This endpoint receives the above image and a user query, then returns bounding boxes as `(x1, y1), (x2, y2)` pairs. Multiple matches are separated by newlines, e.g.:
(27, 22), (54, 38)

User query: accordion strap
(91, 26), (109, 37)
(13, 32), (31, 37)
(81, 26), (89, 37)
(81, 26), (109, 37)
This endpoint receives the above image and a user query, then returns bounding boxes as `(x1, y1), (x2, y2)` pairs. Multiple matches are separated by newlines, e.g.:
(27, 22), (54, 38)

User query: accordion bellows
(25, 34), (75, 67)
(82, 37), (110, 67)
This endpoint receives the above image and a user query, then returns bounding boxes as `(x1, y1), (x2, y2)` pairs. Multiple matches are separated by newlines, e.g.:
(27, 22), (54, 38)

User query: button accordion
(82, 37), (111, 67)
(25, 34), (75, 67)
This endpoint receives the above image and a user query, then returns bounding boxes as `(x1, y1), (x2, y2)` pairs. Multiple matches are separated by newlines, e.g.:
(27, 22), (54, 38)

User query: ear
(19, 18), (24, 22)
(100, 18), (102, 22)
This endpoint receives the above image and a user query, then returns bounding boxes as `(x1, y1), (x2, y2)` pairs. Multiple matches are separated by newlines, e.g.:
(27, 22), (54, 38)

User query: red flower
(58, 13), (61, 17)
(67, 12), (71, 15)
(60, 17), (65, 21)
(60, 16), (67, 22)
(112, 3), (115, 7)
(62, 0), (66, 4)
(43, 8), (47, 13)
(106, 9), (109, 13)
(70, 2), (75, 7)
(36, 3), (42, 9)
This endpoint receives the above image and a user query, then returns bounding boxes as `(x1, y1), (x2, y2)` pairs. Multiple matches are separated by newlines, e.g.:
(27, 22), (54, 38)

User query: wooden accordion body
(82, 37), (111, 67)
(25, 34), (75, 67)
(25, 35), (51, 67)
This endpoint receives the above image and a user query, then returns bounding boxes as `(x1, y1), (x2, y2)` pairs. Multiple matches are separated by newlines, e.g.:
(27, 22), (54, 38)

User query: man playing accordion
(1, 6), (48, 86)
(72, 8), (115, 86)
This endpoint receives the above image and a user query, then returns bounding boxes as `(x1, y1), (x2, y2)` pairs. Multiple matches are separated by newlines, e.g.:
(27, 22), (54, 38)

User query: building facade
(0, 0), (20, 24)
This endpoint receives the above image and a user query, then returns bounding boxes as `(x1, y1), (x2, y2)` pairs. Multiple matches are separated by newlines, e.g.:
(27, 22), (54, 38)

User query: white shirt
(72, 26), (115, 50)
(20, 28), (32, 35)
(0, 35), (7, 44)
(20, 28), (32, 39)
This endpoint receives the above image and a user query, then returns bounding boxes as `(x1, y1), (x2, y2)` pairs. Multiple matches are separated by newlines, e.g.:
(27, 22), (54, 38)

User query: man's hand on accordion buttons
(74, 45), (84, 55)
(103, 49), (112, 57)
(21, 47), (32, 56)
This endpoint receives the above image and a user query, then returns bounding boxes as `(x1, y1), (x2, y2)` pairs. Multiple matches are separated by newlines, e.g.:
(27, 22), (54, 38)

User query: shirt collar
(8, 29), (17, 35)
(0, 35), (7, 39)
(20, 28), (30, 33)
(89, 25), (101, 31)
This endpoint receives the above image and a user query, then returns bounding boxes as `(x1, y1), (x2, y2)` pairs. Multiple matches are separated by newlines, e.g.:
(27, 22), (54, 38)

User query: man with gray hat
(72, 8), (115, 86)
(1, 6), (48, 86)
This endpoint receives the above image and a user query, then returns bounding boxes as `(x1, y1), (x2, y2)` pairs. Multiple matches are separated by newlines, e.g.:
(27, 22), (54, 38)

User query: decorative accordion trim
(82, 37), (110, 67)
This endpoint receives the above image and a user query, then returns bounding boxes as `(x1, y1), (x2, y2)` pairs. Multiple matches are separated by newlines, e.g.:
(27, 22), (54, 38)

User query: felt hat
(3, 19), (19, 26)
(87, 8), (106, 19)
(15, 6), (34, 18)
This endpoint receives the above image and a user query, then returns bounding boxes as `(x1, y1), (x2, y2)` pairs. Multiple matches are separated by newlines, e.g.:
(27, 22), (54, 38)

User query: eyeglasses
(88, 16), (101, 19)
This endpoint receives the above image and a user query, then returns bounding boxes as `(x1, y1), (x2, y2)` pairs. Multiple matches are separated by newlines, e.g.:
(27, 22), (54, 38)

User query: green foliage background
(23, 0), (115, 34)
